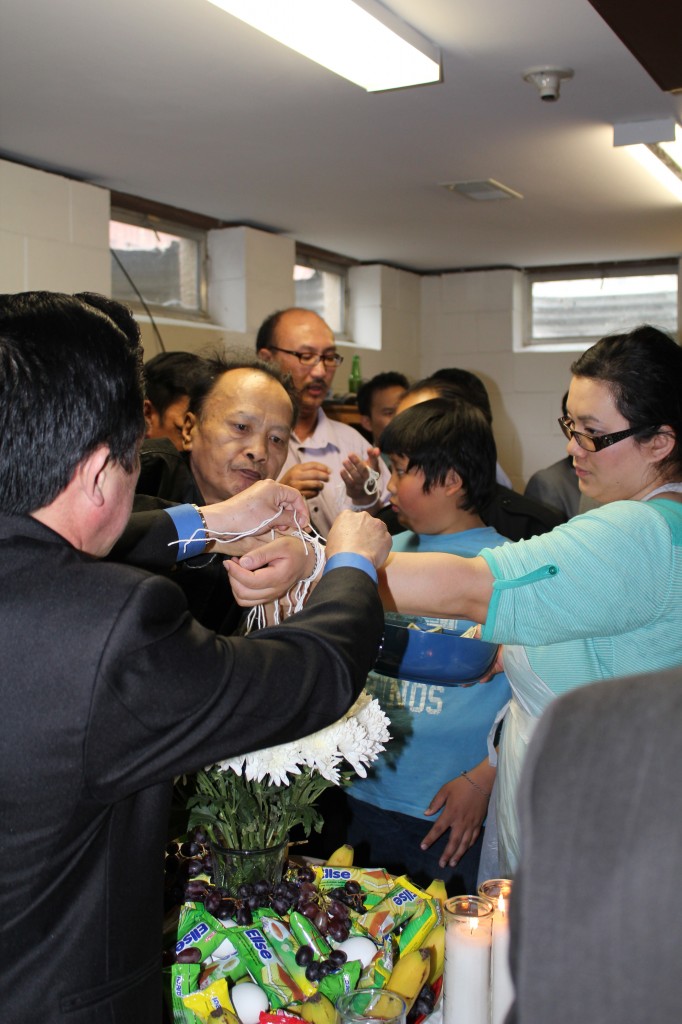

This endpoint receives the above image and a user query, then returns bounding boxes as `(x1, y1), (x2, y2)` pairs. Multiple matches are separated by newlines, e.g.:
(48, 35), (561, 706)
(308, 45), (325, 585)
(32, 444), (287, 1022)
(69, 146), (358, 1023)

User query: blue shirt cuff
(164, 504), (207, 561)
(323, 552), (378, 584)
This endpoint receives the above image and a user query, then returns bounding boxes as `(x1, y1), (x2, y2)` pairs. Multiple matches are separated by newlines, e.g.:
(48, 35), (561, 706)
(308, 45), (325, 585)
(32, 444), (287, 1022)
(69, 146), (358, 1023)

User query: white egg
(336, 935), (379, 968)
(231, 981), (269, 1024)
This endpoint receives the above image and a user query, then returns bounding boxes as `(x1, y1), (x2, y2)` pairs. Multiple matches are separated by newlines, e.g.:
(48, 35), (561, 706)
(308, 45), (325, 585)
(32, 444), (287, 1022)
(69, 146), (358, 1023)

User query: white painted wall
(0, 160), (110, 294)
(419, 270), (577, 490)
(0, 158), (646, 488)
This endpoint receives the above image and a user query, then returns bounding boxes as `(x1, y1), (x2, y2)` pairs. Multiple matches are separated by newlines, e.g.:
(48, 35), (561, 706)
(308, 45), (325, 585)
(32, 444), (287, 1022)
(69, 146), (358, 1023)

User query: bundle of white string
(170, 506), (326, 632)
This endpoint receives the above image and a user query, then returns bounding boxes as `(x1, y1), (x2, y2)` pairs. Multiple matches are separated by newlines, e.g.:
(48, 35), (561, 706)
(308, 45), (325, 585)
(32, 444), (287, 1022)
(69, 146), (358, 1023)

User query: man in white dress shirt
(257, 307), (390, 535)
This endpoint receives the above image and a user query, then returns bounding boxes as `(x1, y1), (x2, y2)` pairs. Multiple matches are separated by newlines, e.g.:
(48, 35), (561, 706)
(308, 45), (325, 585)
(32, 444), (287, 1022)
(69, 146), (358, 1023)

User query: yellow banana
(325, 843), (354, 867)
(425, 878), (447, 905)
(386, 948), (430, 1012)
(420, 923), (445, 985)
(300, 992), (337, 1024)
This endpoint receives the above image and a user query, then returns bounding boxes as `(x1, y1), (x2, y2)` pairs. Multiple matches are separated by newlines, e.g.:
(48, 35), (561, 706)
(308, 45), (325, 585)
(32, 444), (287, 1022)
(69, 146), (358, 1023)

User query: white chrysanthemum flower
(301, 726), (344, 782)
(213, 754), (246, 775)
(197, 690), (392, 851)
(355, 697), (392, 752)
(243, 746), (294, 785)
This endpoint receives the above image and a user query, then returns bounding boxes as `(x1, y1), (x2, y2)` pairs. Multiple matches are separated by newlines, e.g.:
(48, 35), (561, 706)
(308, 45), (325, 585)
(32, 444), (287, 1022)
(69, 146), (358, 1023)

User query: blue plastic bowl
(374, 615), (497, 685)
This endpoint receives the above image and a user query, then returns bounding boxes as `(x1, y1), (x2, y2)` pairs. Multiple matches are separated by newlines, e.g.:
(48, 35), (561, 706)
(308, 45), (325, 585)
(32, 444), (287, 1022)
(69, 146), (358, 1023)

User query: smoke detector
(522, 66), (574, 102)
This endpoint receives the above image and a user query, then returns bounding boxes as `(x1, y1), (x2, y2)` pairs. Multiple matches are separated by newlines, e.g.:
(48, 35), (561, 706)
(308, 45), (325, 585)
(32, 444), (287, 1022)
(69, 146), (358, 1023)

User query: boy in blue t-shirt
(347, 397), (510, 894)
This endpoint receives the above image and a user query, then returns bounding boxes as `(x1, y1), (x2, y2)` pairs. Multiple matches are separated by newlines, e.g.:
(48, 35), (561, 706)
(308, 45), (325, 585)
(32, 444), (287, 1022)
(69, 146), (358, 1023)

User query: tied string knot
(170, 506), (327, 629)
(364, 467), (380, 496)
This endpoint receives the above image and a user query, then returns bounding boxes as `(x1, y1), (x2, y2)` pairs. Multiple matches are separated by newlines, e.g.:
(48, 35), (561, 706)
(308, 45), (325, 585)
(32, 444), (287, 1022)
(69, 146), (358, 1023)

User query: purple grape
(176, 946), (201, 964)
(164, 855), (179, 875)
(305, 962), (322, 982)
(235, 905), (253, 926)
(295, 945), (314, 967)
(215, 899), (237, 921)
(180, 841), (201, 858)
(328, 921), (350, 942)
(313, 910), (329, 935)
(328, 900), (350, 920)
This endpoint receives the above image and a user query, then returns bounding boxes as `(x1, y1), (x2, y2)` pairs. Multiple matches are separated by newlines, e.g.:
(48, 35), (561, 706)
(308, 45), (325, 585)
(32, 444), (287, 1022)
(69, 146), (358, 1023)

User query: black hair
(356, 371), (409, 417)
(379, 398), (497, 515)
(256, 309), (288, 352)
(189, 351), (299, 426)
(561, 391), (569, 419)
(571, 324), (682, 477)
(143, 351), (207, 416)
(430, 368), (493, 424)
(0, 291), (145, 515)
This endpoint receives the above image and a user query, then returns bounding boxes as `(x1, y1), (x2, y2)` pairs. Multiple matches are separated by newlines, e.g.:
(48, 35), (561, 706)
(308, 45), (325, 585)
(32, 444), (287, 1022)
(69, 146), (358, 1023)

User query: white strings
(244, 521), (326, 633)
(171, 505), (327, 633)
(168, 506), (291, 560)
(363, 467), (380, 496)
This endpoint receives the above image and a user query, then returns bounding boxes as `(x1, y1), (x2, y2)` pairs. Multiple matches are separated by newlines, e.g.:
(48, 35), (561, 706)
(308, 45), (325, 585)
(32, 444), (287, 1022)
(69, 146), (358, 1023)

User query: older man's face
(260, 310), (338, 419)
(182, 368), (293, 503)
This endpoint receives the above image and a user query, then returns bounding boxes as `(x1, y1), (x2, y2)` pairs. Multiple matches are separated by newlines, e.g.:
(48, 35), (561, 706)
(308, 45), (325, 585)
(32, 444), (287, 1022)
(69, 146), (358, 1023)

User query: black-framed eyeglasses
(268, 346), (343, 368)
(558, 416), (658, 453)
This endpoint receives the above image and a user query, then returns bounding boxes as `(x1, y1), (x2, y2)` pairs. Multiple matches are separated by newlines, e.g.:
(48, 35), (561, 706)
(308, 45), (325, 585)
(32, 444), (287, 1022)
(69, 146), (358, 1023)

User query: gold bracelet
(459, 770), (491, 797)
(191, 504), (210, 551)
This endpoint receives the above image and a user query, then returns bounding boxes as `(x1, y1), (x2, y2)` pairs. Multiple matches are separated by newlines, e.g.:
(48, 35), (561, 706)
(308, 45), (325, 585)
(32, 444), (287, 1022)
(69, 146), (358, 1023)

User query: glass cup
(336, 989), (407, 1024)
(477, 880), (514, 1024)
(443, 895), (494, 1024)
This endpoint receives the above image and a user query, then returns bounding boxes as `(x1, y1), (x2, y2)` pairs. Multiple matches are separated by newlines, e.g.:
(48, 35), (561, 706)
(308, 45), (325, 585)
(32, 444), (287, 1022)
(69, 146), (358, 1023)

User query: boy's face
(387, 454), (458, 535)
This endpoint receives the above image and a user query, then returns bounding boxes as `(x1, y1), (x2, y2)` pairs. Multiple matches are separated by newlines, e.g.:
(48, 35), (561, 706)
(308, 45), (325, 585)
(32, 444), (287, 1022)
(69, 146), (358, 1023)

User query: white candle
(490, 893), (514, 1024)
(443, 897), (493, 1024)
(478, 879), (515, 1024)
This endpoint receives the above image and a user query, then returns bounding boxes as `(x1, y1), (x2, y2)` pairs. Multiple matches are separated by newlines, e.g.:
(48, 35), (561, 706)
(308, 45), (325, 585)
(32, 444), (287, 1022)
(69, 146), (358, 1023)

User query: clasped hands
(197, 479), (391, 606)
(279, 447), (383, 508)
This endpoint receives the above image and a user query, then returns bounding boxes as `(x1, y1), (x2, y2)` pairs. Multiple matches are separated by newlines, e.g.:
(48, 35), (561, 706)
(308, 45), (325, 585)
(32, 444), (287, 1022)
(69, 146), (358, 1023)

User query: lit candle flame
(498, 893), (506, 915)
(468, 917), (479, 935)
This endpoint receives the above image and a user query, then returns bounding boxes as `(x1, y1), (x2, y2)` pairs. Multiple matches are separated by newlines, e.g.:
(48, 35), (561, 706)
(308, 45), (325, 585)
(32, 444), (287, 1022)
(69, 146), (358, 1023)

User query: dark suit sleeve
(85, 566), (385, 799)
(108, 501), (181, 571)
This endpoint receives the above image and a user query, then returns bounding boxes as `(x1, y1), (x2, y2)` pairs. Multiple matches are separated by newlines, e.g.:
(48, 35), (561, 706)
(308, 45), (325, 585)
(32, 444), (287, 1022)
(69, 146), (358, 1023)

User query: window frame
(110, 206), (209, 321)
(294, 245), (356, 341)
(520, 259), (679, 352)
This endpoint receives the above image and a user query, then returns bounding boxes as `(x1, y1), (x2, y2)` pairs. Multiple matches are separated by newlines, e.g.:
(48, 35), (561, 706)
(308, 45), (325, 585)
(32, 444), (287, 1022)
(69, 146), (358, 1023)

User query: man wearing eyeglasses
(258, 308), (390, 536)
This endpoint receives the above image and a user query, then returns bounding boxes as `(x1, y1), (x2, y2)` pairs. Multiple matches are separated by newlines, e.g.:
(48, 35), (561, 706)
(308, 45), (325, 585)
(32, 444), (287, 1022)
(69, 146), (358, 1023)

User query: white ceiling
(1, 0), (681, 272)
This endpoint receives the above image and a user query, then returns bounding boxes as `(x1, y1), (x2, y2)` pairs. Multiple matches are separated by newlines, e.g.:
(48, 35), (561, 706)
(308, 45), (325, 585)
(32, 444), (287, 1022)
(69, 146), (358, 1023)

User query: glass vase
(208, 837), (288, 896)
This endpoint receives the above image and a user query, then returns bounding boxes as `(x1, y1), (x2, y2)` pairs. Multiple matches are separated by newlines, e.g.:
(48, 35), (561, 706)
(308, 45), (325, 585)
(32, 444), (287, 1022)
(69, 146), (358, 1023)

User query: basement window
(110, 210), (207, 318)
(524, 262), (678, 350)
(294, 252), (350, 338)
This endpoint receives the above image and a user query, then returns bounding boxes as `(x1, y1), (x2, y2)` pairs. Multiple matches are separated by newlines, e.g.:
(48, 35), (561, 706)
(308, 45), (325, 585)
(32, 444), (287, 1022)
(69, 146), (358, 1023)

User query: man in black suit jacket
(123, 353), (300, 634)
(0, 292), (390, 1024)
(507, 666), (682, 1024)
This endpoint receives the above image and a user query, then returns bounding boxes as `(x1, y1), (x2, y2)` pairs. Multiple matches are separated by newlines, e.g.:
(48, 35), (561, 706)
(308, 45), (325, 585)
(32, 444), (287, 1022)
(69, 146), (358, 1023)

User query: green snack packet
(318, 957), (362, 1001)
(230, 922), (306, 1008)
(163, 963), (202, 1024)
(174, 906), (233, 963)
(256, 910), (317, 996)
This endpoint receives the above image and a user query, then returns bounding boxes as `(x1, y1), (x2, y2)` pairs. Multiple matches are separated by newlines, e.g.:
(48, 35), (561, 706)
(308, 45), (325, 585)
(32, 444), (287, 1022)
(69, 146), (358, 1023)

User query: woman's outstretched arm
(378, 551), (494, 623)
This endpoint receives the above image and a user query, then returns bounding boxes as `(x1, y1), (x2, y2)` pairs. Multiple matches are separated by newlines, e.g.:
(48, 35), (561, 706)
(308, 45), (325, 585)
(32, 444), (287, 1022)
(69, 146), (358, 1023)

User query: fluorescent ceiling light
(205, 0), (441, 92)
(614, 118), (682, 203)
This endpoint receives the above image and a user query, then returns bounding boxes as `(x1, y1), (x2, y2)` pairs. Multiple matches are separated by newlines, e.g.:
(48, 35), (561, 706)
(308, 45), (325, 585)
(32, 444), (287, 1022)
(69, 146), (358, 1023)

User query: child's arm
(419, 758), (497, 868)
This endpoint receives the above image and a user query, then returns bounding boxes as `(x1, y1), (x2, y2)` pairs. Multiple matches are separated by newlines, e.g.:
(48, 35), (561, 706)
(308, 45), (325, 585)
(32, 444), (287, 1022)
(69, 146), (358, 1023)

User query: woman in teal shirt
(379, 325), (682, 874)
